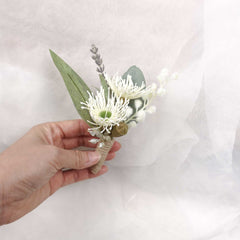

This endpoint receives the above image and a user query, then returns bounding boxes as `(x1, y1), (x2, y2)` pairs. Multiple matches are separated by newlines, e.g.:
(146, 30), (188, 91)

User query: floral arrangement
(50, 45), (177, 174)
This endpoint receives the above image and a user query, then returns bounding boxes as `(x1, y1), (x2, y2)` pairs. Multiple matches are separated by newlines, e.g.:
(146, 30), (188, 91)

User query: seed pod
(111, 122), (128, 137)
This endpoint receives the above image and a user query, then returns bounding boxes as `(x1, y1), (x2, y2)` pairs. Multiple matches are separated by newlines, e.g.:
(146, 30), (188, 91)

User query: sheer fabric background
(1, 0), (240, 239)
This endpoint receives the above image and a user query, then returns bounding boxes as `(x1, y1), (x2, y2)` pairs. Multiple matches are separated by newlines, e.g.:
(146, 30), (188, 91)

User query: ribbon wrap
(90, 139), (115, 174)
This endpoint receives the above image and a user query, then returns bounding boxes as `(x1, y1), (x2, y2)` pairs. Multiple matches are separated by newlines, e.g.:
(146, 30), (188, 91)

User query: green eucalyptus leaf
(99, 74), (109, 100)
(122, 65), (146, 87)
(49, 49), (94, 127)
(122, 65), (146, 121)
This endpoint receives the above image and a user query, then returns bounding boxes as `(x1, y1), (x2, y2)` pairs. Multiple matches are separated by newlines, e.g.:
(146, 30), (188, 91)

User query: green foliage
(122, 65), (146, 122)
(49, 49), (94, 126)
(99, 74), (109, 100)
(122, 65), (146, 87)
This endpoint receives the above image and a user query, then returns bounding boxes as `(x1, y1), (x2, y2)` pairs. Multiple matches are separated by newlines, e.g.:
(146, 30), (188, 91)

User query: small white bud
(150, 83), (157, 91)
(147, 106), (156, 114)
(170, 72), (178, 80)
(99, 142), (105, 148)
(126, 106), (133, 117)
(160, 68), (169, 75)
(134, 99), (143, 110)
(136, 110), (146, 122)
(157, 87), (166, 96)
(88, 129), (96, 136)
(89, 138), (100, 144)
(157, 68), (169, 83)
(128, 121), (137, 128)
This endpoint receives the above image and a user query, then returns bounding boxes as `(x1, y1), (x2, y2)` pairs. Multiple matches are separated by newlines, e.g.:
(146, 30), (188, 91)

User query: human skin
(0, 119), (121, 225)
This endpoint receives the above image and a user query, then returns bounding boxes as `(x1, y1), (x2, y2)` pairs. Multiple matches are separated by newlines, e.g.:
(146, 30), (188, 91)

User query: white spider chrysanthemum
(81, 87), (129, 133)
(104, 73), (149, 99)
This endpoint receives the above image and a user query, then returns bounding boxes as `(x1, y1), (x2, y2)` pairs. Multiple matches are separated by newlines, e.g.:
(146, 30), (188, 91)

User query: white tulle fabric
(1, 0), (240, 239)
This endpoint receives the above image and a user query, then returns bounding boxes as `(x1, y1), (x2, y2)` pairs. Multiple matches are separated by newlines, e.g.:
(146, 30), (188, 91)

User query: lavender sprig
(90, 44), (105, 74)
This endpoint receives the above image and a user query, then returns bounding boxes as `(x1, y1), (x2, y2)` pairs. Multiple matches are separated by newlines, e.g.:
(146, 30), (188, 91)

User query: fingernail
(88, 151), (101, 163)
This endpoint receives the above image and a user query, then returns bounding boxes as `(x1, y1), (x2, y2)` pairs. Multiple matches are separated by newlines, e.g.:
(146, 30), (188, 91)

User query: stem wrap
(90, 139), (115, 174)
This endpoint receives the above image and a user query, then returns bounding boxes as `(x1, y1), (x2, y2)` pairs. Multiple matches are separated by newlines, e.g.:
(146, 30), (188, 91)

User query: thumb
(55, 148), (101, 170)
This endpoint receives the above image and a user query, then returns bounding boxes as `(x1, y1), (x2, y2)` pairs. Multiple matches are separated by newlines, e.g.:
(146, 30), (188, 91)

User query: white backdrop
(1, 0), (240, 239)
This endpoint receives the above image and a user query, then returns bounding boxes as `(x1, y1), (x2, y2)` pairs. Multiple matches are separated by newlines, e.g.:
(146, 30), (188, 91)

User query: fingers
(62, 137), (121, 152)
(54, 147), (116, 170)
(61, 166), (108, 187)
(52, 119), (91, 138)
(55, 148), (101, 170)
(53, 138), (120, 170)
(47, 165), (108, 195)
(109, 141), (121, 153)
(106, 152), (115, 161)
(62, 136), (99, 149)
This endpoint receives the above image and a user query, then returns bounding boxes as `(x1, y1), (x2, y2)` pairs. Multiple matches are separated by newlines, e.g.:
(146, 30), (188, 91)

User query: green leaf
(99, 74), (109, 100)
(122, 65), (146, 87)
(127, 98), (145, 123)
(122, 65), (146, 122)
(49, 49), (94, 127)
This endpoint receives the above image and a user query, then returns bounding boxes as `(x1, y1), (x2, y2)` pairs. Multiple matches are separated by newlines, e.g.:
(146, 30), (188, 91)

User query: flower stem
(90, 139), (115, 174)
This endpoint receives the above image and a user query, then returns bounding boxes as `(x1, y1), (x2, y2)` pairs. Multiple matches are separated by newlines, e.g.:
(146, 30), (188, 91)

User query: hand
(0, 119), (121, 225)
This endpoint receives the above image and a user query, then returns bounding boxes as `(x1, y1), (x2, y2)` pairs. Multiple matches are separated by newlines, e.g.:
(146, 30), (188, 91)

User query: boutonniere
(50, 45), (177, 174)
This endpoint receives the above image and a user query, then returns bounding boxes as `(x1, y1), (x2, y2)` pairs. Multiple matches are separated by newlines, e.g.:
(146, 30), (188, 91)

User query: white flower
(104, 73), (147, 99)
(136, 110), (146, 122)
(146, 105), (156, 114)
(81, 87), (129, 133)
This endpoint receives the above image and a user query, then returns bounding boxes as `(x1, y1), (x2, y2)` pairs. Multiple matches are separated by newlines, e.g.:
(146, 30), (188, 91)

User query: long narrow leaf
(49, 49), (94, 126)
(99, 74), (109, 100)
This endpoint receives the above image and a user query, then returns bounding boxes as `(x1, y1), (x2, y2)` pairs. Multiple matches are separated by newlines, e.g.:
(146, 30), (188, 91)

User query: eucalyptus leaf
(49, 49), (94, 126)
(122, 65), (146, 87)
(122, 65), (146, 122)
(99, 74), (109, 100)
